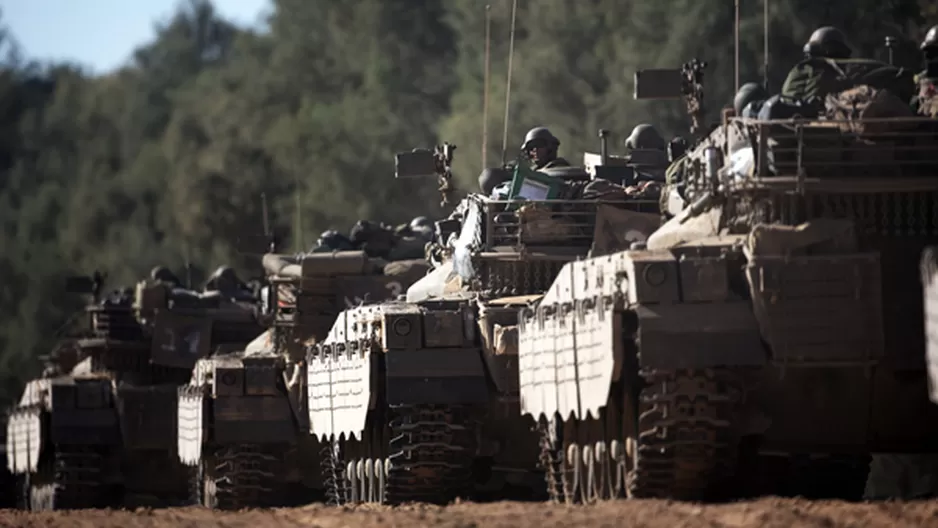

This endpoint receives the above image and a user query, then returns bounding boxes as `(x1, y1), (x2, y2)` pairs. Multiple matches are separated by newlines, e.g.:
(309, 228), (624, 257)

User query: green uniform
(781, 58), (914, 102)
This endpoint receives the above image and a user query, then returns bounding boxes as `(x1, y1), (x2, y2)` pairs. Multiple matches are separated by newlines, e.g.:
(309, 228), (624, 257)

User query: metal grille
(476, 259), (567, 297)
(481, 199), (658, 250)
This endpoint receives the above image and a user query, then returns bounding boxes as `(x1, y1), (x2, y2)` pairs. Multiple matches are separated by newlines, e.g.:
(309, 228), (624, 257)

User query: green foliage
(0, 0), (933, 407)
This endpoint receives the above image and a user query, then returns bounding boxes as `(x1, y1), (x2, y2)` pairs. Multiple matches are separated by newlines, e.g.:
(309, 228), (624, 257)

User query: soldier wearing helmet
(734, 82), (768, 118)
(311, 229), (354, 252)
(203, 265), (254, 301)
(782, 26), (905, 103)
(624, 124), (665, 152)
(782, 26), (854, 101)
(149, 266), (181, 288)
(521, 127), (569, 170)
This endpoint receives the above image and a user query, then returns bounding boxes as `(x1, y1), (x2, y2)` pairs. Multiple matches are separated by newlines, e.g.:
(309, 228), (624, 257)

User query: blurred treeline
(0, 0), (934, 406)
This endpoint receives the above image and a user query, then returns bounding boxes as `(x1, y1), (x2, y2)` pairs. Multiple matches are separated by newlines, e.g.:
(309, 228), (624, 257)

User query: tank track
(328, 404), (476, 505)
(538, 368), (744, 503)
(27, 446), (107, 511)
(537, 418), (564, 503)
(202, 444), (283, 509)
(386, 404), (475, 504)
(629, 368), (743, 500)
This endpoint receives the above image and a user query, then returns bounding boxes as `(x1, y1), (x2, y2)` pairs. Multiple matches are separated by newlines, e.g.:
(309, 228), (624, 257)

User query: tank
(177, 250), (430, 509)
(518, 101), (938, 503)
(1, 414), (16, 506)
(5, 271), (263, 510)
(306, 142), (663, 505)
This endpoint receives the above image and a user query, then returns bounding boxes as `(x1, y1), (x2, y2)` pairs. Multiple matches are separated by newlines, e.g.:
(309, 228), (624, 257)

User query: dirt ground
(3, 499), (938, 528)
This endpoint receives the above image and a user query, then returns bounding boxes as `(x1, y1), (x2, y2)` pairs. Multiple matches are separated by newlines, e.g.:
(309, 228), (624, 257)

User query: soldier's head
(625, 124), (665, 152)
(805, 26), (852, 60)
(733, 82), (768, 116)
(521, 127), (560, 168)
(922, 25), (938, 62)
(149, 266), (180, 287)
(350, 220), (395, 258)
(205, 266), (241, 293)
(410, 216), (432, 231)
(316, 229), (353, 251)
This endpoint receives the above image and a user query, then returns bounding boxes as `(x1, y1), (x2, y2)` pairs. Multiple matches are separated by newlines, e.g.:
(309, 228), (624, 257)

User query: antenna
(261, 191), (270, 239)
(763, 0), (770, 90)
(482, 5), (491, 168)
(260, 191), (278, 252)
(183, 242), (192, 289)
(293, 172), (302, 253)
(734, 0), (740, 93)
(500, 0), (519, 166)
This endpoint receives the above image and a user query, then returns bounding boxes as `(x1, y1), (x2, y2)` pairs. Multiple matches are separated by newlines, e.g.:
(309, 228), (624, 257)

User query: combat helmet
(805, 26), (851, 59)
(922, 25), (938, 56)
(733, 82), (768, 116)
(410, 216), (433, 231)
(317, 229), (354, 251)
(625, 124), (665, 151)
(149, 266), (180, 287)
(205, 266), (241, 293)
(521, 127), (560, 154)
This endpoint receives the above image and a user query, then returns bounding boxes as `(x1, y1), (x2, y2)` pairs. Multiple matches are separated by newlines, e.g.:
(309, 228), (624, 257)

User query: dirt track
(3, 499), (938, 528)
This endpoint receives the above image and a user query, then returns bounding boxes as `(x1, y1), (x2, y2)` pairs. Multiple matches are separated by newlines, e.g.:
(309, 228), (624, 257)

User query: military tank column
(178, 225), (434, 510)
(304, 128), (676, 506)
(5, 266), (266, 511)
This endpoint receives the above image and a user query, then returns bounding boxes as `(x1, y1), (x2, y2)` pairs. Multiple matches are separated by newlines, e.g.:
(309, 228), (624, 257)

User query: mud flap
(307, 345), (373, 442)
(922, 247), (938, 403)
(6, 408), (42, 474)
(177, 387), (204, 466)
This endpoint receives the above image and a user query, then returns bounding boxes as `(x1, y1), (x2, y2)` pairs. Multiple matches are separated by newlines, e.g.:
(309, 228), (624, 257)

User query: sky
(1, 0), (271, 74)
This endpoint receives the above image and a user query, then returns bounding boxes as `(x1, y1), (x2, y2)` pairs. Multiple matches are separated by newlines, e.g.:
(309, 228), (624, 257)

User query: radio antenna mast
(482, 5), (492, 168)
(500, 0), (519, 165)
(763, 0), (770, 90)
(734, 0), (740, 93)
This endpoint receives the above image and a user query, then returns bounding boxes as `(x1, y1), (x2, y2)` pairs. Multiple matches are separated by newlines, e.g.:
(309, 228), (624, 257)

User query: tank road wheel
(538, 406), (624, 505)
(540, 369), (745, 502)
(627, 368), (745, 500)
(201, 444), (286, 509)
(330, 404), (476, 505)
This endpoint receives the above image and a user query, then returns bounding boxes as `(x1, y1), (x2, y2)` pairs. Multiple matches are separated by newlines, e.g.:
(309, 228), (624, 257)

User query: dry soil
(3, 498), (938, 528)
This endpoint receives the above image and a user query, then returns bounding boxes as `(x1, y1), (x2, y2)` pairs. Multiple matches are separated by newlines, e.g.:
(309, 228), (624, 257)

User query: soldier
(350, 220), (396, 259)
(623, 124), (668, 197)
(914, 25), (938, 117)
(408, 216), (435, 242)
(149, 266), (181, 288)
(782, 26), (913, 103)
(311, 229), (354, 252)
(203, 266), (254, 302)
(624, 124), (666, 152)
(781, 26), (854, 101)
(733, 82), (768, 118)
(521, 127), (570, 169)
